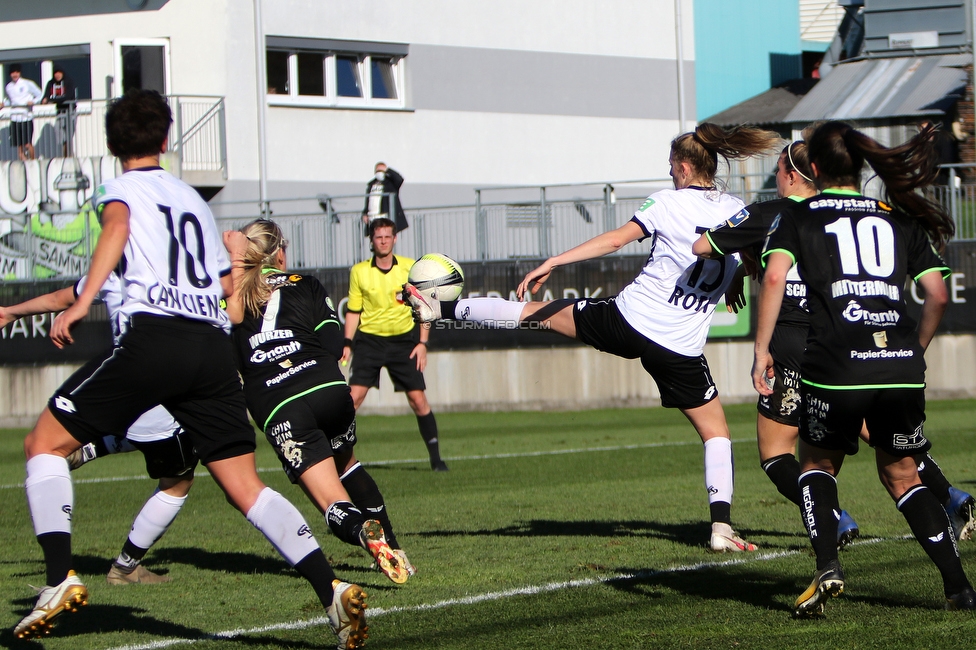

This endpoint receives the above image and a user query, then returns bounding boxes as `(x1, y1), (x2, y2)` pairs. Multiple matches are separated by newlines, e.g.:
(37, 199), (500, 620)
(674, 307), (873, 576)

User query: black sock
(439, 300), (459, 319)
(914, 453), (952, 507)
(114, 538), (149, 572)
(898, 485), (972, 596)
(709, 501), (731, 525)
(417, 412), (441, 465)
(798, 470), (840, 570)
(294, 550), (337, 609)
(325, 501), (366, 548)
(341, 464), (398, 549)
(761, 454), (802, 506)
(38, 532), (72, 586)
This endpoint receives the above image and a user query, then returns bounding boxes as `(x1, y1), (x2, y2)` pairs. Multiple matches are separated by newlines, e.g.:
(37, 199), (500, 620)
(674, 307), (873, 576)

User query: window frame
(112, 37), (171, 97)
(265, 37), (407, 110)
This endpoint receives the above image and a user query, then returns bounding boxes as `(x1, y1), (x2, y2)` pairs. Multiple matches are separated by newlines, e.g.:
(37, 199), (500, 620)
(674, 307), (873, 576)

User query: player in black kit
(224, 219), (413, 585)
(753, 121), (975, 616)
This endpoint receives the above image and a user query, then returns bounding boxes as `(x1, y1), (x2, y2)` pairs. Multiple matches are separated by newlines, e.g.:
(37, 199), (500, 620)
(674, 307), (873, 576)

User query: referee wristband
(343, 338), (353, 347)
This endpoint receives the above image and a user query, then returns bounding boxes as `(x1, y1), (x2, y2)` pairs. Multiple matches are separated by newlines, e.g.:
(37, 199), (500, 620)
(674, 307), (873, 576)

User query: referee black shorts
(573, 297), (719, 409)
(49, 314), (256, 465)
(349, 331), (426, 392)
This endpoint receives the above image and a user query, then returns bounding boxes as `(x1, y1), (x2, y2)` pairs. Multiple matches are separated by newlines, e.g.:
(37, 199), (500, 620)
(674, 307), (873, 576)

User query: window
(265, 37), (407, 109)
(0, 45), (92, 100)
(113, 38), (170, 96)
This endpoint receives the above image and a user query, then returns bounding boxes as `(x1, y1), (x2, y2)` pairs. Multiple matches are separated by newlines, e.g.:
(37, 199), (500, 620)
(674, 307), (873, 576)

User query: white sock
(127, 489), (186, 550)
(245, 487), (320, 566)
(454, 298), (525, 328)
(25, 454), (73, 536)
(703, 437), (734, 505)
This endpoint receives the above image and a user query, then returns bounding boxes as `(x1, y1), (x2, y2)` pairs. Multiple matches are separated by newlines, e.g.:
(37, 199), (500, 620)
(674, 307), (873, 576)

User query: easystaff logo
(250, 340), (301, 364)
(266, 274), (299, 287)
(809, 197), (886, 212)
(841, 300), (900, 325)
(248, 329), (294, 349)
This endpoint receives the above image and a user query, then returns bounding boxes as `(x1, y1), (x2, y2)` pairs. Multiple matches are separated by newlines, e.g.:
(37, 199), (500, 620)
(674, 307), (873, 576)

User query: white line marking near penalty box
(103, 537), (896, 650)
(0, 438), (753, 490)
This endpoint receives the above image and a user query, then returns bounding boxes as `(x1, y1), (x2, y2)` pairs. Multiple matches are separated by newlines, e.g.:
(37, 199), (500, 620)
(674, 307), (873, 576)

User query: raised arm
(50, 202), (129, 348)
(517, 220), (645, 300)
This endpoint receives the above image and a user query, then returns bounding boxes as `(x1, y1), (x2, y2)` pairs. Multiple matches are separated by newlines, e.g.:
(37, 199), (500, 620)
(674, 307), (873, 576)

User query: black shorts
(264, 384), (358, 483)
(574, 297), (718, 409)
(132, 429), (199, 480)
(49, 314), (256, 465)
(349, 331), (426, 392)
(10, 120), (33, 147)
(758, 325), (805, 426)
(799, 384), (930, 457)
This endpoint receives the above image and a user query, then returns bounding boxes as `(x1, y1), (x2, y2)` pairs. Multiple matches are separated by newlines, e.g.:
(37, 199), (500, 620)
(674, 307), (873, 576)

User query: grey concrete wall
(3, 333), (974, 428)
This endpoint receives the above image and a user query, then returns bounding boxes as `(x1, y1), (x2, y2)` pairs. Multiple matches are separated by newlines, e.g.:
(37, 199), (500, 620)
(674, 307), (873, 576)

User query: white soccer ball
(408, 253), (465, 301)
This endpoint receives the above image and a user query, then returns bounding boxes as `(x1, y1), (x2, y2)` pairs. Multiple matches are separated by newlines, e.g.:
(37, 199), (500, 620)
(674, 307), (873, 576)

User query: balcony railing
(0, 96), (226, 178)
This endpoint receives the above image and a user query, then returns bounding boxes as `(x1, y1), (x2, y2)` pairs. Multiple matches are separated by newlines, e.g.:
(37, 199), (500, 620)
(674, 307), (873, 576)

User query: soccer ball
(408, 253), (465, 301)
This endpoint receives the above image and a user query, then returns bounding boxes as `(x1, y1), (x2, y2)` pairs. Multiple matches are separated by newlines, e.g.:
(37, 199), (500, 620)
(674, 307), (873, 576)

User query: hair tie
(787, 141), (813, 183)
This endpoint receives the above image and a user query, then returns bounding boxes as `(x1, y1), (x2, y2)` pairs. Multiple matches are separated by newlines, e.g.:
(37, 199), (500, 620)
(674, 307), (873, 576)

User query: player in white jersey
(0, 274), (195, 585)
(15, 90), (367, 650)
(405, 123), (781, 552)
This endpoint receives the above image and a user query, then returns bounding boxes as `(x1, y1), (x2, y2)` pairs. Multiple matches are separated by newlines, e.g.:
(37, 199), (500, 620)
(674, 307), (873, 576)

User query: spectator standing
(362, 162), (408, 235)
(4, 64), (43, 160)
(41, 67), (77, 156)
(341, 218), (447, 472)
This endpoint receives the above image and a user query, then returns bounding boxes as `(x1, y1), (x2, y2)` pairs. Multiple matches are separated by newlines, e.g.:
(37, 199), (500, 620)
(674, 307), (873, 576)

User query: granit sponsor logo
(841, 300), (899, 326)
(250, 340), (301, 364)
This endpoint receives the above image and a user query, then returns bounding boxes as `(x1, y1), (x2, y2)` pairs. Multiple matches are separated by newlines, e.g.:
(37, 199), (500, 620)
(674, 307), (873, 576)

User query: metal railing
(0, 96), (226, 175)
(5, 171), (976, 281)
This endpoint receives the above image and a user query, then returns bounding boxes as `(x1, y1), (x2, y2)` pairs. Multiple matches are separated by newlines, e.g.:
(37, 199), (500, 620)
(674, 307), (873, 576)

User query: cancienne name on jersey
(93, 168), (231, 331)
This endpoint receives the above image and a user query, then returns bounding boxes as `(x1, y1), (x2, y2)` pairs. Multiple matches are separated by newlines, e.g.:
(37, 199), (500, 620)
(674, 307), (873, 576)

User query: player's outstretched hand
(724, 272), (747, 314)
(751, 351), (776, 396)
(0, 306), (14, 329)
(50, 302), (88, 349)
(517, 261), (555, 300)
(223, 229), (247, 261)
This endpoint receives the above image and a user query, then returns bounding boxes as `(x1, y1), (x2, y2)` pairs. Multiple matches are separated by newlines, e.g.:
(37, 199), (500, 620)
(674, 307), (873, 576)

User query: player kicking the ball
(406, 123), (781, 553)
(13, 90), (367, 650)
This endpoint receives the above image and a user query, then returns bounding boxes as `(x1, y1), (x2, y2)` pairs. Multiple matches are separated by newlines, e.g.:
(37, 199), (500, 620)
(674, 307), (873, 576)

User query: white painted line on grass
(102, 537), (900, 650)
(0, 438), (753, 490)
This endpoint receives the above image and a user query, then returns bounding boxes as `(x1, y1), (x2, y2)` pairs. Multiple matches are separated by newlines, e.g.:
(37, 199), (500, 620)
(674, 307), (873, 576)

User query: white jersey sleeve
(616, 188), (743, 356)
(93, 168), (230, 331)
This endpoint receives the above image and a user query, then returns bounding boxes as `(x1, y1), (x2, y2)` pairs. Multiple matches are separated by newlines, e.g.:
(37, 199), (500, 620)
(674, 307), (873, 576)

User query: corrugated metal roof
(784, 53), (971, 123)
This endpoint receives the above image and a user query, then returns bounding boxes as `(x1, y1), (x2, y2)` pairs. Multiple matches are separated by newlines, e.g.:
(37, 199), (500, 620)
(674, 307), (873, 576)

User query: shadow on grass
(0, 600), (325, 649)
(414, 518), (806, 549)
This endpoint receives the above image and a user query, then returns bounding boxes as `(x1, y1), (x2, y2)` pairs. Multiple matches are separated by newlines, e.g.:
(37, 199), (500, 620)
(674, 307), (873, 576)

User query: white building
(0, 0), (696, 225)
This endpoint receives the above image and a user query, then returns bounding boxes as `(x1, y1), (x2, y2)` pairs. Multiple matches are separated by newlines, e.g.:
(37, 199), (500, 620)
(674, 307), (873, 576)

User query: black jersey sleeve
(308, 278), (344, 359)
(904, 219), (951, 282)
(761, 209), (801, 268)
(705, 203), (770, 257)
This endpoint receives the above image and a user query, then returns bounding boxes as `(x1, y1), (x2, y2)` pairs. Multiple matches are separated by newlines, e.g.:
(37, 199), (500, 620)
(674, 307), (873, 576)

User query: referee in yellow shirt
(341, 218), (447, 471)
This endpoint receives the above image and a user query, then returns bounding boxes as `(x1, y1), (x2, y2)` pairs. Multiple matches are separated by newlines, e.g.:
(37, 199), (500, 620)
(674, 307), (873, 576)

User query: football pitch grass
(1, 400), (975, 649)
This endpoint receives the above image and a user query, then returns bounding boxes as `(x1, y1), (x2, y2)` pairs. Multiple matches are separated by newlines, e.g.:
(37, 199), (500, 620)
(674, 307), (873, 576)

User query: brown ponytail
(236, 219), (288, 317)
(671, 123), (782, 183)
(807, 121), (954, 251)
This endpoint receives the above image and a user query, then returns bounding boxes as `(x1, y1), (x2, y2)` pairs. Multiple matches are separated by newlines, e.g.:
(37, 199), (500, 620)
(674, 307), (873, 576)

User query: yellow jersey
(347, 255), (416, 337)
